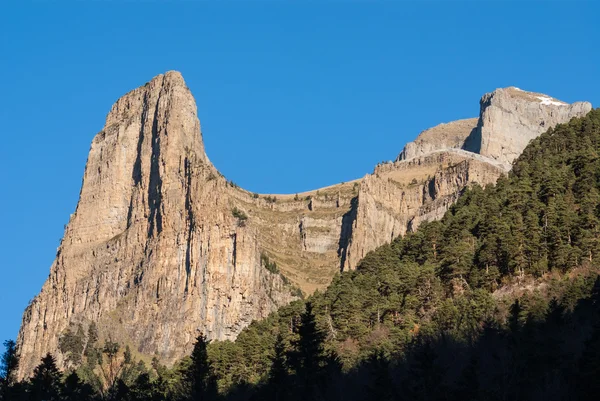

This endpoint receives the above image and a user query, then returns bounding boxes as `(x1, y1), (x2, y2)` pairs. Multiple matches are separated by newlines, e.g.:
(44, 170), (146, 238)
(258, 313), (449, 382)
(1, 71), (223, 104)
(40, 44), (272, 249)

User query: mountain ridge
(16, 71), (592, 378)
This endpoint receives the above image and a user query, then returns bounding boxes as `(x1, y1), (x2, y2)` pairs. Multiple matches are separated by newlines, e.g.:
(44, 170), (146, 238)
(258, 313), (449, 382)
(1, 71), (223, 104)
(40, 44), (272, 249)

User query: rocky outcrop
(17, 74), (593, 378)
(342, 86), (591, 270)
(342, 150), (506, 270)
(463, 87), (592, 169)
(397, 118), (478, 161)
(16, 72), (295, 378)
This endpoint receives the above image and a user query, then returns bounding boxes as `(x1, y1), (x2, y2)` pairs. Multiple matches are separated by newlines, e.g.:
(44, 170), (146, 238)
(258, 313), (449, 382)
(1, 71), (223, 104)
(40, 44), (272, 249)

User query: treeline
(1, 109), (600, 400)
(2, 287), (600, 401)
(0, 332), (219, 401)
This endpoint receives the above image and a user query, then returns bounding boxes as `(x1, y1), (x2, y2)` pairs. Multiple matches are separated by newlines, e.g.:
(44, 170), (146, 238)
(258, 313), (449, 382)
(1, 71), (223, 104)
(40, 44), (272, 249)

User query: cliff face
(16, 74), (592, 377)
(343, 150), (506, 270)
(341, 86), (591, 270)
(16, 72), (295, 377)
(463, 87), (592, 169)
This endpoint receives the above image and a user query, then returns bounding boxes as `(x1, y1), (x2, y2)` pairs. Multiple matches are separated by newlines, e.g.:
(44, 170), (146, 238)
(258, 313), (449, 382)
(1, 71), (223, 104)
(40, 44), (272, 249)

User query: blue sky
(0, 1), (598, 346)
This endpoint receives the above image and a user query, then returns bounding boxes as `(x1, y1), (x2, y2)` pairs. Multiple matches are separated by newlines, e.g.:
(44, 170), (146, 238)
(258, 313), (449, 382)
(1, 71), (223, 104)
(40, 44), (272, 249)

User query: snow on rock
(537, 96), (567, 106)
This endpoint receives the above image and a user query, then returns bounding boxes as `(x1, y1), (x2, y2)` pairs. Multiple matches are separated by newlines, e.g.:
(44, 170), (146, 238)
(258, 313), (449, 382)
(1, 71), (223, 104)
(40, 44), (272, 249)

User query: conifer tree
(266, 333), (288, 401)
(185, 333), (217, 401)
(365, 350), (394, 401)
(289, 302), (327, 400)
(62, 371), (96, 401)
(403, 340), (446, 401)
(578, 319), (600, 400)
(29, 353), (62, 401)
(0, 340), (20, 401)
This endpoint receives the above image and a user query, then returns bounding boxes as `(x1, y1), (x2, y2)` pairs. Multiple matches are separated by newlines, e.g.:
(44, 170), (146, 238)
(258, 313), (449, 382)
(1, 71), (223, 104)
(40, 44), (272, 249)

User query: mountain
(204, 108), (600, 400)
(16, 71), (591, 378)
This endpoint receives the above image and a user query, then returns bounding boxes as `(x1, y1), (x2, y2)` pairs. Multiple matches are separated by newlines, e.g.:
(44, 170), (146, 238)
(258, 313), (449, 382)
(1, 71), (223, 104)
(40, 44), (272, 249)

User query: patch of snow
(513, 87), (522, 91)
(537, 96), (567, 106)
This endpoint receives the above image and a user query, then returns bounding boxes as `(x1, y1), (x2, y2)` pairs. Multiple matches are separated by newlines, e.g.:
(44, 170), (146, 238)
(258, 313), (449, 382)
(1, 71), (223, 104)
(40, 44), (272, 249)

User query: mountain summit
(16, 72), (592, 377)
(399, 86), (592, 169)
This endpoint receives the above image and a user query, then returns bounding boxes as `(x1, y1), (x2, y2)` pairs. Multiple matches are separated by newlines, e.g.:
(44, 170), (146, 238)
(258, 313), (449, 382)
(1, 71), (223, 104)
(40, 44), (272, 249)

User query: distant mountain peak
(398, 86), (592, 169)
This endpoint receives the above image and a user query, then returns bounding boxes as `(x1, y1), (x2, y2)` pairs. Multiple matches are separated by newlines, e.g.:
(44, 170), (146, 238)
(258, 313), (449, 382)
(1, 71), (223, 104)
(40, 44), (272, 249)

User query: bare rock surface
(464, 87), (592, 169)
(397, 118), (478, 161)
(17, 72), (294, 378)
(17, 74), (592, 378)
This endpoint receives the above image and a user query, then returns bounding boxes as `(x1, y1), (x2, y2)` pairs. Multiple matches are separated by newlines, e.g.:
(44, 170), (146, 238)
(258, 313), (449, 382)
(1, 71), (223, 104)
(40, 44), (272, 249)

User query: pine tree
(451, 354), (479, 401)
(364, 350), (394, 401)
(99, 339), (123, 395)
(185, 333), (217, 401)
(129, 372), (158, 401)
(61, 371), (96, 401)
(0, 340), (18, 386)
(403, 340), (446, 401)
(266, 333), (288, 401)
(0, 340), (20, 401)
(578, 318), (600, 400)
(289, 302), (327, 400)
(508, 299), (524, 335)
(29, 353), (62, 401)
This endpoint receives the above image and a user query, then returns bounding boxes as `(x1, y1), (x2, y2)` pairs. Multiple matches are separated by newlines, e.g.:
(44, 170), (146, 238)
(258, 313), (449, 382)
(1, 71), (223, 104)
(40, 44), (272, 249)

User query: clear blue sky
(0, 1), (598, 346)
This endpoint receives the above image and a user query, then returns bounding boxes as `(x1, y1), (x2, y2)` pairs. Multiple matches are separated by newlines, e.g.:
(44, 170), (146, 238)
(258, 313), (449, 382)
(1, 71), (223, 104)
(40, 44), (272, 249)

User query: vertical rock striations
(17, 75), (592, 377)
(17, 72), (295, 378)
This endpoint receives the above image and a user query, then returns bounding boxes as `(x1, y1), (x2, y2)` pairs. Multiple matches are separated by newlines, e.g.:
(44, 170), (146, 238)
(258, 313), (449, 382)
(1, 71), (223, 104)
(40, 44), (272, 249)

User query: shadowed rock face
(16, 74), (593, 377)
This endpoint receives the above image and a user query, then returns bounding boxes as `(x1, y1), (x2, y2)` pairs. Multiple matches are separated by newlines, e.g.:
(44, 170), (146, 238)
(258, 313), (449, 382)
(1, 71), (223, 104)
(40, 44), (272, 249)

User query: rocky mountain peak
(463, 86), (592, 168)
(104, 70), (208, 162)
(396, 118), (478, 161)
(398, 86), (592, 169)
(16, 71), (293, 378)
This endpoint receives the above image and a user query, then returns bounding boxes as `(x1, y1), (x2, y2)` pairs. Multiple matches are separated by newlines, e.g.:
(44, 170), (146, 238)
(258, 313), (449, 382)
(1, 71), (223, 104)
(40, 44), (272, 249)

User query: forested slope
(206, 108), (600, 399)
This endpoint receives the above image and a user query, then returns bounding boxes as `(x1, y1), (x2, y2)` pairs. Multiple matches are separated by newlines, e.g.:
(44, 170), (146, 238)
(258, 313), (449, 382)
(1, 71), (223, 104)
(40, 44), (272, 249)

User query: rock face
(342, 150), (506, 270)
(16, 75), (592, 378)
(397, 118), (478, 161)
(16, 72), (295, 378)
(463, 87), (592, 169)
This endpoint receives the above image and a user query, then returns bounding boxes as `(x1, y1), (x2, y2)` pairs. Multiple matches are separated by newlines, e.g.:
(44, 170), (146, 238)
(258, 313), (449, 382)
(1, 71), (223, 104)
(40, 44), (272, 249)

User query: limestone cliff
(17, 72), (295, 378)
(397, 118), (478, 161)
(463, 87), (592, 169)
(342, 87), (591, 269)
(343, 150), (506, 270)
(16, 74), (592, 377)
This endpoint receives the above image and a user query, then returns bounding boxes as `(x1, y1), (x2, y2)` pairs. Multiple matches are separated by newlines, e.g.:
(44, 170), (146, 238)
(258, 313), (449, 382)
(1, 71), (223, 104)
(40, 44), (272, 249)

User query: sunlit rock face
(343, 86), (591, 270)
(16, 74), (592, 378)
(463, 87), (592, 169)
(16, 72), (295, 378)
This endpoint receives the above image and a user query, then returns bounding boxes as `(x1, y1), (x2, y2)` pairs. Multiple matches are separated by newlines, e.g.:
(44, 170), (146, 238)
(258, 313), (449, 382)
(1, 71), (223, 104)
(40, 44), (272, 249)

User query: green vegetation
(2, 110), (600, 401)
(231, 207), (248, 225)
(58, 325), (86, 366)
(260, 253), (280, 274)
